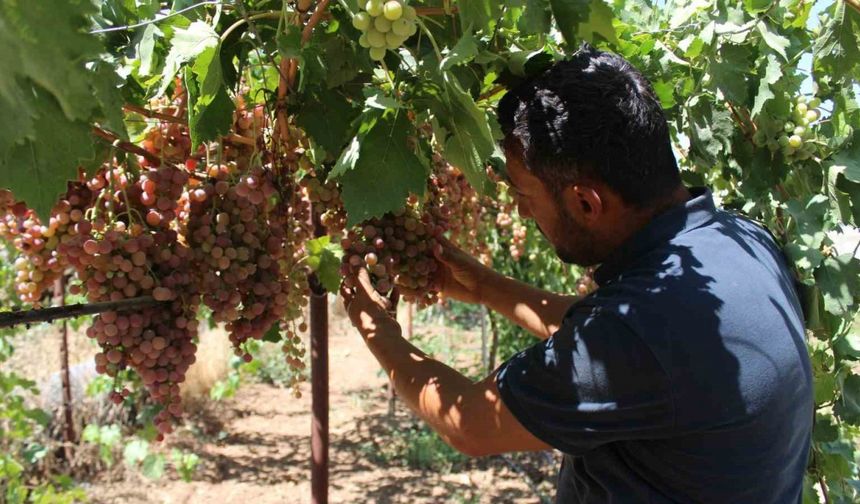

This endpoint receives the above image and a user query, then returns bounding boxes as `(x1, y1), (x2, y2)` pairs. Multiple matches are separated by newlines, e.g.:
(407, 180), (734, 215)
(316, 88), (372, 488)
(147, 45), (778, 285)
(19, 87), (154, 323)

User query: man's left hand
(340, 268), (400, 339)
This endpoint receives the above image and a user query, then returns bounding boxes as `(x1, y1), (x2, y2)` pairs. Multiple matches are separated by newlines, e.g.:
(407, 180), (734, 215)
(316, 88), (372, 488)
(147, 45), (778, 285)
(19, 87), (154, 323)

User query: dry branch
(0, 296), (163, 328)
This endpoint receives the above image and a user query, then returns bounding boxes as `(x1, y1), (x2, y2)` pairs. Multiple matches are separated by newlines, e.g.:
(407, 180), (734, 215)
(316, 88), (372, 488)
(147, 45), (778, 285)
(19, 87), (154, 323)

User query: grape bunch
(353, 0), (418, 61)
(303, 175), (347, 236)
(61, 164), (202, 438)
(185, 163), (310, 361)
(0, 183), (94, 305)
(342, 208), (444, 307)
(754, 95), (822, 162)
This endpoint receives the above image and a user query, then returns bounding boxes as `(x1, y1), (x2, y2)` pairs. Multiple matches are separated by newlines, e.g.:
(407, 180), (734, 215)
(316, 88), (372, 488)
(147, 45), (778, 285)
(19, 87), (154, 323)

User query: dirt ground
(75, 306), (560, 504)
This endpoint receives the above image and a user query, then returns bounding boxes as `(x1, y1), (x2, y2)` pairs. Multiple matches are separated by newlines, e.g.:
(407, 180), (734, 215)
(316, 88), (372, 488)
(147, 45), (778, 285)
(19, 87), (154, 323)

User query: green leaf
(518, 0), (552, 35)
(159, 20), (219, 96)
(709, 58), (749, 105)
(459, 0), (502, 33)
(306, 236), (343, 293)
(135, 24), (160, 76)
(813, 2), (860, 84)
(743, 0), (771, 14)
(338, 112), (428, 225)
(433, 74), (495, 194)
(835, 373), (860, 424)
(576, 0), (618, 45)
(141, 453), (166, 480)
(441, 31), (480, 70)
(814, 254), (860, 316)
(296, 87), (358, 157)
(833, 133), (860, 184)
(123, 439), (150, 467)
(185, 44), (235, 149)
(751, 54), (782, 117)
(91, 62), (128, 138)
(262, 323), (282, 343)
(756, 22), (790, 61)
(0, 0), (100, 123)
(549, 0), (591, 45)
(0, 87), (96, 221)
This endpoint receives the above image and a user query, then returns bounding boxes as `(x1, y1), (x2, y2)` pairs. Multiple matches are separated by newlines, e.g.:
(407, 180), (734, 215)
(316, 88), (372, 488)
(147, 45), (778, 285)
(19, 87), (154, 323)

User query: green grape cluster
(754, 95), (822, 162)
(352, 0), (418, 61)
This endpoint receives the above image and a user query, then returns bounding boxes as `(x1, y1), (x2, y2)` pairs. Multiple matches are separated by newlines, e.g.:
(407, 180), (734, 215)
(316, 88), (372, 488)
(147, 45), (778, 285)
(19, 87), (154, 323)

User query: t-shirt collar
(594, 187), (716, 285)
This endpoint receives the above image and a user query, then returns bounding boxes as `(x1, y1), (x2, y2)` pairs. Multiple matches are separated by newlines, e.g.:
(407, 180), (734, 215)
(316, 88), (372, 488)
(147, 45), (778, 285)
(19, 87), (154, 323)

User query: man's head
(497, 44), (683, 265)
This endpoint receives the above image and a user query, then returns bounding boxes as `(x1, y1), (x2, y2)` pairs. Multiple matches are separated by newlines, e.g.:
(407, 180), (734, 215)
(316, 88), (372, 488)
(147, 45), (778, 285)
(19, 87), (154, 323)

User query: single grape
(783, 121), (795, 133)
(385, 32), (404, 49)
(374, 16), (392, 33)
(367, 29), (386, 48)
(795, 102), (808, 115)
(392, 18), (412, 37)
(365, 0), (384, 16)
(788, 135), (802, 148)
(403, 5), (417, 20)
(358, 33), (371, 48)
(369, 46), (387, 61)
(778, 135), (790, 147)
(808, 97), (821, 109)
(805, 109), (819, 123)
(353, 11), (372, 31)
(383, 1), (403, 21)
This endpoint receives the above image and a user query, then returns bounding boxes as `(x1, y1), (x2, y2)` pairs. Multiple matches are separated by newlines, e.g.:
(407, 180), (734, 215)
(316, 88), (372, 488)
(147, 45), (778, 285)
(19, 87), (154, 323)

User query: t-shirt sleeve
(495, 306), (674, 455)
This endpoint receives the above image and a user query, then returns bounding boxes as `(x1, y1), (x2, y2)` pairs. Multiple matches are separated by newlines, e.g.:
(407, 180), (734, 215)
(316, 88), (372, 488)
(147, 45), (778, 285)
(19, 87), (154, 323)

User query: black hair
(497, 43), (681, 208)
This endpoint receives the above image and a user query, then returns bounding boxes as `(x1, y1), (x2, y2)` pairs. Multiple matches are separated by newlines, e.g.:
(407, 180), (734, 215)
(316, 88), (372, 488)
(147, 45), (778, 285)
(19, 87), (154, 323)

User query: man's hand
(432, 237), (496, 305)
(340, 268), (400, 340)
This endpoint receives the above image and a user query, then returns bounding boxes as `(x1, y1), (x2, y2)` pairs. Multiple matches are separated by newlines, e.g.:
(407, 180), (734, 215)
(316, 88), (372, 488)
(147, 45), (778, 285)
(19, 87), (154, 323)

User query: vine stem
(91, 126), (163, 166)
(0, 296), (163, 328)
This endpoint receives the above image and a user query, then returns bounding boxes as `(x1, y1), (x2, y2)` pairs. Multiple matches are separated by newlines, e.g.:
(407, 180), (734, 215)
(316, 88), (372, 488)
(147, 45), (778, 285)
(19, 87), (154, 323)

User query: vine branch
(0, 296), (163, 328)
(91, 126), (163, 166)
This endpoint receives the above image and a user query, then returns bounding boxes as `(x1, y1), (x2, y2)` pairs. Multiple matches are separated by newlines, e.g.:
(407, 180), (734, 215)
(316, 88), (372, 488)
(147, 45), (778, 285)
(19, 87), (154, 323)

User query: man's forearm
(361, 318), (478, 452)
(479, 270), (578, 340)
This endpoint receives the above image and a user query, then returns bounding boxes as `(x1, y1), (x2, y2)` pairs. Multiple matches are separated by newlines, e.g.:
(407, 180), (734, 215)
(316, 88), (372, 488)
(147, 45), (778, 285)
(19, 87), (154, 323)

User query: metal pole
(54, 277), (75, 461)
(310, 215), (328, 504)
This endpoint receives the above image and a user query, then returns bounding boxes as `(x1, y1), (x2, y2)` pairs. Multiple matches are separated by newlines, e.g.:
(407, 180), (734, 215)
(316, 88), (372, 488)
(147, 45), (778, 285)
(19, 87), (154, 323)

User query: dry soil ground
(44, 305), (561, 504)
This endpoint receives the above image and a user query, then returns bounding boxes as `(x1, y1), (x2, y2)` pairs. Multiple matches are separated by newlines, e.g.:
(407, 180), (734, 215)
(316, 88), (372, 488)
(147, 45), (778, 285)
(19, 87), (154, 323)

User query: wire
(90, 1), (225, 34)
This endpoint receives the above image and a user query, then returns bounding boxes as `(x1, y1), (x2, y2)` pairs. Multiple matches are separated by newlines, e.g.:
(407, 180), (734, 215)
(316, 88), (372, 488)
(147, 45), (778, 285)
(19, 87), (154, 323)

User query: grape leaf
(548, 0), (591, 46)
(185, 45), (234, 149)
(0, 87), (96, 220)
(576, 0), (618, 45)
(338, 112), (428, 225)
(296, 88), (359, 158)
(441, 30), (479, 70)
(427, 74), (495, 194)
(91, 62), (129, 138)
(743, 0), (770, 14)
(751, 54), (782, 117)
(306, 236), (343, 293)
(459, 0), (502, 33)
(756, 22), (790, 61)
(159, 21), (219, 96)
(813, 1), (860, 84)
(135, 24), (161, 76)
(814, 254), (860, 316)
(0, 0), (100, 122)
(832, 132), (860, 184)
(518, 0), (552, 35)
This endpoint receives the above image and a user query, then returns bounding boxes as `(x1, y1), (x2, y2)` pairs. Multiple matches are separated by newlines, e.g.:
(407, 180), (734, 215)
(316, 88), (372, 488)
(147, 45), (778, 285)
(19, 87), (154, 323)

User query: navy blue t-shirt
(496, 187), (812, 503)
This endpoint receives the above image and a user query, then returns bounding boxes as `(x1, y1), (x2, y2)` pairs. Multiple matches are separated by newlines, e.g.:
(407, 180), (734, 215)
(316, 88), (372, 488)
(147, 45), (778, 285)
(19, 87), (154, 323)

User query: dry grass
(181, 325), (234, 402)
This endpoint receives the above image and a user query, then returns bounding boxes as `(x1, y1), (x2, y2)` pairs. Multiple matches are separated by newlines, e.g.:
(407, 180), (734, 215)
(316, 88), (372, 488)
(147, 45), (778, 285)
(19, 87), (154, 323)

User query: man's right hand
(432, 238), (495, 305)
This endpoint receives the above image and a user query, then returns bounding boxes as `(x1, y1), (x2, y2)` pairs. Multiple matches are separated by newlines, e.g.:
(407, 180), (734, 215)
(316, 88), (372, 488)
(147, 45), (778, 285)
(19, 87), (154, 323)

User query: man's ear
(561, 185), (604, 224)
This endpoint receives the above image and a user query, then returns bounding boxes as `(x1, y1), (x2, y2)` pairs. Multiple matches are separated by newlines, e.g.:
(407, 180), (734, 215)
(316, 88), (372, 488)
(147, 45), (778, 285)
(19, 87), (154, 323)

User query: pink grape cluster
(342, 208), (444, 307)
(185, 163), (310, 359)
(0, 183), (94, 304)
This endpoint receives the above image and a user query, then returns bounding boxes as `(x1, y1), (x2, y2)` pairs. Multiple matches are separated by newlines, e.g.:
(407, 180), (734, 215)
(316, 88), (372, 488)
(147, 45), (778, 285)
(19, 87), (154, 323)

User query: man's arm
(434, 240), (578, 340)
(342, 270), (552, 456)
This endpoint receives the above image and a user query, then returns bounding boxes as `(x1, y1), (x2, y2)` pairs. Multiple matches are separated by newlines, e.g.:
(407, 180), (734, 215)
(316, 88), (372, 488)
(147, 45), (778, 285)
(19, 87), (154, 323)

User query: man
(340, 45), (813, 503)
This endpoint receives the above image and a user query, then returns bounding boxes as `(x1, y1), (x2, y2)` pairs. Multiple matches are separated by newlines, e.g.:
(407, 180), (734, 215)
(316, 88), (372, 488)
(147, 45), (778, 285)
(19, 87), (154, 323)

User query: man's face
(505, 151), (600, 266)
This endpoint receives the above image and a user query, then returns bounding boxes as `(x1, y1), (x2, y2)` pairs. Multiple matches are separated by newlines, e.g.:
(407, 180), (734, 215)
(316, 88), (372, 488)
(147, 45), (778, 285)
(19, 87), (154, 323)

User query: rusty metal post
(309, 215), (328, 504)
(54, 277), (75, 461)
